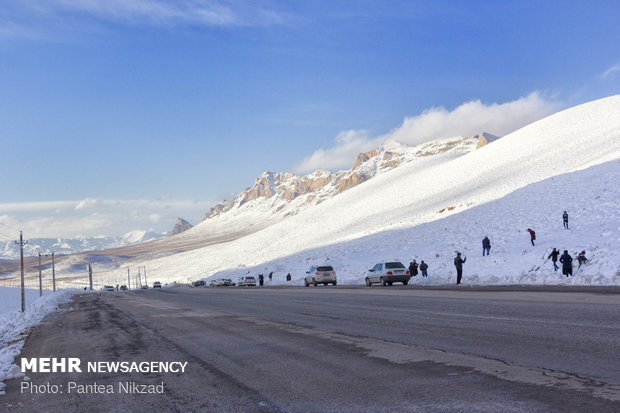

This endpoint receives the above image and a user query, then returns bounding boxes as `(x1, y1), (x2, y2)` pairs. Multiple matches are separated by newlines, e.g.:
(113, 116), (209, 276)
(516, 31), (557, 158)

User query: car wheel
(313, 279), (318, 287)
(304, 279), (309, 287)
(365, 278), (371, 287)
(323, 282), (328, 286)
(381, 277), (387, 286)
(388, 281), (393, 286)
(333, 281), (337, 286)
(402, 280), (408, 285)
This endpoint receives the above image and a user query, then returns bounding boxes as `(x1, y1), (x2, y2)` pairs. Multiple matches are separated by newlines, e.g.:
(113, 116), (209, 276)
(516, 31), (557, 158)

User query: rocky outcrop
(171, 218), (193, 235)
(203, 136), (489, 223)
(475, 132), (500, 149)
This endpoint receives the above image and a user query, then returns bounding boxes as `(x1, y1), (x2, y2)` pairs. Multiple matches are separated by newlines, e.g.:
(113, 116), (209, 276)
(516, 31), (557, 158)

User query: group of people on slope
(453, 210), (588, 284)
(547, 248), (588, 277)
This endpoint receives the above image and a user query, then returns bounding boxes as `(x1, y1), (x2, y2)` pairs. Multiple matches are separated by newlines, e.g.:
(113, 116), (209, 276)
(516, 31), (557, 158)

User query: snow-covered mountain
(6, 96), (620, 288)
(0, 230), (166, 260)
(103, 95), (618, 286)
(193, 134), (487, 238)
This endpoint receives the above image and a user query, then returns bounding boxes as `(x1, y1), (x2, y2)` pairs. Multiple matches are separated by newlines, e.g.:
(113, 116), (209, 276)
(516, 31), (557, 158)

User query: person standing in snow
(559, 250), (573, 277)
(268, 272), (273, 282)
(410, 260), (419, 277)
(454, 253), (466, 285)
(577, 251), (588, 269)
(482, 236), (491, 256)
(258, 273), (264, 286)
(527, 228), (536, 246)
(420, 261), (428, 277)
(563, 211), (569, 229)
(547, 248), (560, 271)
(286, 273), (291, 282)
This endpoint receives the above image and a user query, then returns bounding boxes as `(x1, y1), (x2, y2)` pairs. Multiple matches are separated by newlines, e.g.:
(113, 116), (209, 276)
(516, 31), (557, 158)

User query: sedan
(365, 262), (410, 286)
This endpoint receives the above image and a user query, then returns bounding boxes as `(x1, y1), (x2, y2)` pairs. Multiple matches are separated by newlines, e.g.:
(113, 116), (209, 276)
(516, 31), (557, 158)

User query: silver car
(237, 276), (257, 287)
(365, 262), (410, 286)
(304, 265), (337, 287)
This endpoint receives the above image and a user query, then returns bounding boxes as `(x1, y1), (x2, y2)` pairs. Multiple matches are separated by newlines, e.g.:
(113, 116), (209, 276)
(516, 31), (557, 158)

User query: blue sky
(1, 0), (619, 238)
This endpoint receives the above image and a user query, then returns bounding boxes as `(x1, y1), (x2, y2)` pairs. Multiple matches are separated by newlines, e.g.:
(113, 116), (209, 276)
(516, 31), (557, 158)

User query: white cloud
(295, 92), (561, 173)
(74, 197), (101, 210)
(601, 61), (620, 81)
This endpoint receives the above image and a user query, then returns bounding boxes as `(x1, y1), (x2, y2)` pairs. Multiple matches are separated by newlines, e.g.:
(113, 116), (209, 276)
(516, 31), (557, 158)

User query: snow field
(0, 288), (81, 394)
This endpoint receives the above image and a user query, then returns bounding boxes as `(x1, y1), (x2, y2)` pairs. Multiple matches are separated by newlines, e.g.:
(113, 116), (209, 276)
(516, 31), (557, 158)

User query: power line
(0, 221), (20, 231)
(0, 231), (15, 241)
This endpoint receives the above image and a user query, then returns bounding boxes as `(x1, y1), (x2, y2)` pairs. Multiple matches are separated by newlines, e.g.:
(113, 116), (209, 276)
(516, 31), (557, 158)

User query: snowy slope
(73, 96), (620, 285)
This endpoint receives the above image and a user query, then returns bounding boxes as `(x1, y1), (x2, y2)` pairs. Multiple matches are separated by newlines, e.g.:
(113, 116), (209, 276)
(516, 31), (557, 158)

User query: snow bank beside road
(0, 288), (80, 395)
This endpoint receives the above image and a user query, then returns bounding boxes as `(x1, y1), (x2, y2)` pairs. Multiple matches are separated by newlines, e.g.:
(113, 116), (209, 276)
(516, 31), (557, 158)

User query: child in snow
(527, 228), (536, 246)
(577, 251), (588, 269)
(548, 248), (560, 271)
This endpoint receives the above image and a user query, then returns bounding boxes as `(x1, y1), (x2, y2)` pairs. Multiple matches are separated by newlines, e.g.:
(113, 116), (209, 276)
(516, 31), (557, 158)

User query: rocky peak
(474, 132), (501, 149)
(171, 218), (193, 235)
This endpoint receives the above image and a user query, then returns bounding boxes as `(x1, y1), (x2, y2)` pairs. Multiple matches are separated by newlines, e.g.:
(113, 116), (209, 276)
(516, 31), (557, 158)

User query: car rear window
(246, 277), (256, 281)
(385, 262), (405, 269)
(317, 266), (334, 272)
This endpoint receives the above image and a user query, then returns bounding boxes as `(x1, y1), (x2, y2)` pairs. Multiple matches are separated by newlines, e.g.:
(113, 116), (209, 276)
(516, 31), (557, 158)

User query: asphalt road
(4, 286), (620, 412)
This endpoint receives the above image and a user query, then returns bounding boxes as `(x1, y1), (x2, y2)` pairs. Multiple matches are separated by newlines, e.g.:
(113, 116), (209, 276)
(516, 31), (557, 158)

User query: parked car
(192, 280), (206, 287)
(119, 285), (128, 291)
(153, 281), (162, 288)
(140, 285), (148, 289)
(103, 285), (115, 292)
(237, 276), (257, 287)
(365, 262), (410, 286)
(210, 278), (235, 287)
(304, 265), (337, 287)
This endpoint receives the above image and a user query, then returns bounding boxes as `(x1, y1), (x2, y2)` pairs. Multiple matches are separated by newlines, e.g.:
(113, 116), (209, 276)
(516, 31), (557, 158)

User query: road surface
(3, 286), (620, 412)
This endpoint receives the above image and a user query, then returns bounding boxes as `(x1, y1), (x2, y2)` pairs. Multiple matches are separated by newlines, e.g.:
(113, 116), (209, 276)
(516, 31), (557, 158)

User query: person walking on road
(482, 236), (491, 256)
(563, 211), (569, 229)
(420, 261), (428, 277)
(454, 253), (466, 285)
(559, 250), (573, 277)
(527, 228), (536, 246)
(548, 248), (560, 271)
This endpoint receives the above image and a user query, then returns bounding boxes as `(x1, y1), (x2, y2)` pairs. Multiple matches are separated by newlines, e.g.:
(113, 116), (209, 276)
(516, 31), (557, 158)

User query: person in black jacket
(577, 251), (588, 268)
(420, 261), (428, 277)
(411, 260), (419, 277)
(563, 211), (569, 229)
(482, 236), (491, 256)
(559, 250), (573, 277)
(548, 248), (560, 271)
(454, 253), (466, 284)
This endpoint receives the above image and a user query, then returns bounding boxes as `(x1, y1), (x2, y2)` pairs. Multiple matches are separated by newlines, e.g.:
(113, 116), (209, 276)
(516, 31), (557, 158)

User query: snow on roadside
(0, 287), (81, 395)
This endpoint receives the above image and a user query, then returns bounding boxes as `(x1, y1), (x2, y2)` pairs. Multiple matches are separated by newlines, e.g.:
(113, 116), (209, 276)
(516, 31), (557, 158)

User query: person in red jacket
(527, 228), (536, 246)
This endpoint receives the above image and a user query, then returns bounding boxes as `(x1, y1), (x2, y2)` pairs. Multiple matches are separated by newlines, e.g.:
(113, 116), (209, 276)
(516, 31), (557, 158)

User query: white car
(210, 278), (235, 287)
(365, 262), (410, 286)
(103, 285), (115, 292)
(304, 265), (337, 287)
(237, 276), (257, 287)
(153, 281), (162, 288)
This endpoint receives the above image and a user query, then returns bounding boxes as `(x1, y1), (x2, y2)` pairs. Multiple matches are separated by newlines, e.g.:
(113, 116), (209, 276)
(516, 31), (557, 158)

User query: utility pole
(138, 267), (142, 287)
(127, 267), (131, 290)
(15, 231), (28, 312)
(143, 266), (148, 285)
(88, 263), (93, 290)
(38, 252), (43, 297)
(51, 252), (56, 292)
